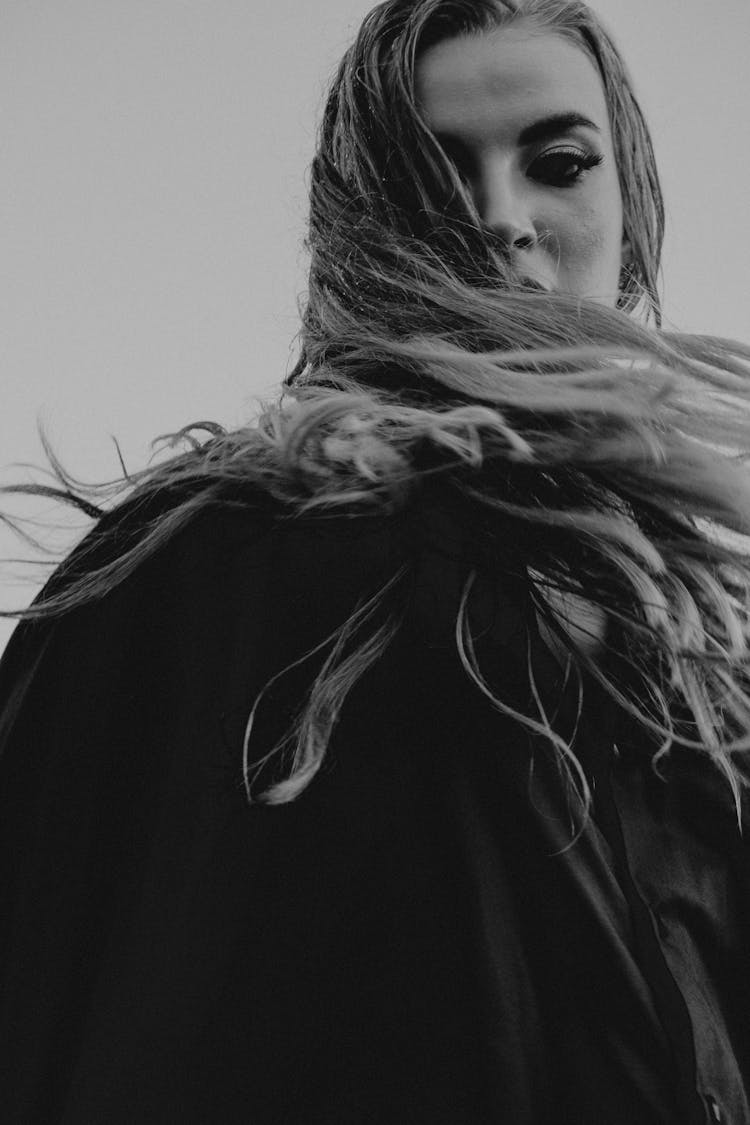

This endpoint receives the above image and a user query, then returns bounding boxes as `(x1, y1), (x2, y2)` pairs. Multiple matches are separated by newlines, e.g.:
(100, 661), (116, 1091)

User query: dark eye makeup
(436, 135), (604, 190)
(528, 146), (604, 187)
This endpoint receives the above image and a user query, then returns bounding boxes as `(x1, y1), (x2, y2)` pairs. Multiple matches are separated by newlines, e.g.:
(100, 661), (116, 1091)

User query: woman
(2, 1), (750, 1122)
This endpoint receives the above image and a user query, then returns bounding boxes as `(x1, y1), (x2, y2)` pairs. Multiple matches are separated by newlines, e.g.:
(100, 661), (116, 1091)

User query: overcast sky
(1, 0), (749, 649)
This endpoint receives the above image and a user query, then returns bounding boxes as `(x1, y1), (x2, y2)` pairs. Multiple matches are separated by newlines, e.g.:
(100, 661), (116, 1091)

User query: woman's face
(415, 28), (626, 304)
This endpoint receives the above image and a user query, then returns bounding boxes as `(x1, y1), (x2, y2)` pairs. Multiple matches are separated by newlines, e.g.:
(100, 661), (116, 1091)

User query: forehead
(415, 28), (611, 144)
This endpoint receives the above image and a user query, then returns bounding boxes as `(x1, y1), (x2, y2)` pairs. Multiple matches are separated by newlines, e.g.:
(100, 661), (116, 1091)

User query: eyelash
(530, 146), (604, 187)
(441, 143), (604, 189)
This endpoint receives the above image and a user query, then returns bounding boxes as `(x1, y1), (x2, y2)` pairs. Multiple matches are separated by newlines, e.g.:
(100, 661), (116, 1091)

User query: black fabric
(1, 489), (748, 1124)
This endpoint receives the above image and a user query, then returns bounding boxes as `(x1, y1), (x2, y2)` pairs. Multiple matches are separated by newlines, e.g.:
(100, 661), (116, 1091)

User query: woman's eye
(530, 148), (603, 187)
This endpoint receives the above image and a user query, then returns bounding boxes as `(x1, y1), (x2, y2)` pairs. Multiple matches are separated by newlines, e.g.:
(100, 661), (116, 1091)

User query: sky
(1, 0), (749, 650)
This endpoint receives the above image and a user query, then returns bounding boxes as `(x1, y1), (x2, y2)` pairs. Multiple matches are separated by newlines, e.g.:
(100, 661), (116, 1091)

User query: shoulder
(0, 485), (416, 851)
(4, 483), (408, 671)
(0, 482), (420, 749)
(0, 478), (534, 774)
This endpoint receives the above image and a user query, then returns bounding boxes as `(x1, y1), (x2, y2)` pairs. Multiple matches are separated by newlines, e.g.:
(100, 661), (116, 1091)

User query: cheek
(551, 202), (623, 279)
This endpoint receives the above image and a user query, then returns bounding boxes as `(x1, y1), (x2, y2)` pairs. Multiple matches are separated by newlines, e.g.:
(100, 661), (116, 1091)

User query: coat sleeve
(0, 499), (403, 1125)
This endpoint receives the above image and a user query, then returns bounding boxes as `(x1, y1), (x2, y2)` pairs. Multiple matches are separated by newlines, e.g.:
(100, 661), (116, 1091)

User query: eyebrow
(518, 113), (601, 146)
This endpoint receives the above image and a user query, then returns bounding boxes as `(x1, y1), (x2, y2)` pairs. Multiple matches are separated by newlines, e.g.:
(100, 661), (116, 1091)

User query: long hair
(5, 0), (750, 828)
(294, 0), (663, 339)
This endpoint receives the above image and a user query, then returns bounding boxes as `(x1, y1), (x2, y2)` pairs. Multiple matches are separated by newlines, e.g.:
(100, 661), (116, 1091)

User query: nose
(473, 156), (537, 250)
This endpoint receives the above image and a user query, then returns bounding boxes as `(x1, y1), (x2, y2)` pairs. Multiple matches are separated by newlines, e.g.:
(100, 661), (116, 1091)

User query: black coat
(1, 486), (748, 1124)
